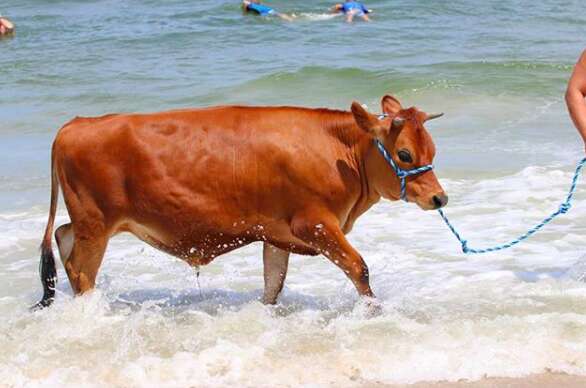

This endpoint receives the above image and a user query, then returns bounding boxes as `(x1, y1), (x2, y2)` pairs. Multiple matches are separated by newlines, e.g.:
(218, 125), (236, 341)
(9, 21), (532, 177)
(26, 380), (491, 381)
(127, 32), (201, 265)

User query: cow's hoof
(30, 297), (54, 312)
(261, 296), (278, 305)
(362, 297), (383, 318)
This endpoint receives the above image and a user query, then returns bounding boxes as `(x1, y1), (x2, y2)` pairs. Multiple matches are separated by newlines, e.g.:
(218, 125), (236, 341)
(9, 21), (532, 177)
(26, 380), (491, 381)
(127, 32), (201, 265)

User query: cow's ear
(381, 95), (402, 116)
(351, 101), (386, 138)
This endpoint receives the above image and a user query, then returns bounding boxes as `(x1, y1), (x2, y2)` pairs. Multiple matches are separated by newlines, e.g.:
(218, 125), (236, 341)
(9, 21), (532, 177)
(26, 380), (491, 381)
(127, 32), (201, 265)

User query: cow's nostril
(432, 194), (448, 209)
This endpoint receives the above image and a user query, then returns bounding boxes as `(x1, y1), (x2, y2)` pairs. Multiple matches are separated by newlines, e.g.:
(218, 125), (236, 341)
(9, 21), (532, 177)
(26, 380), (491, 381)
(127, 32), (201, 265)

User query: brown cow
(35, 95), (447, 308)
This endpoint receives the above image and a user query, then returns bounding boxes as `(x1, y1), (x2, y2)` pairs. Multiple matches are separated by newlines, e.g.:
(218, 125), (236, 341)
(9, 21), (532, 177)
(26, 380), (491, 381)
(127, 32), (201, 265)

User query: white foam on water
(0, 163), (585, 387)
(565, 255), (586, 282)
(297, 13), (341, 21)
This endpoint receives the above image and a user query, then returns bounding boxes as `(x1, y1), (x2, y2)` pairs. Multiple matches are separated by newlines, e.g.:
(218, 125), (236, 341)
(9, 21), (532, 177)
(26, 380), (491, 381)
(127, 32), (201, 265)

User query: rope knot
(559, 202), (571, 214)
(461, 240), (469, 254)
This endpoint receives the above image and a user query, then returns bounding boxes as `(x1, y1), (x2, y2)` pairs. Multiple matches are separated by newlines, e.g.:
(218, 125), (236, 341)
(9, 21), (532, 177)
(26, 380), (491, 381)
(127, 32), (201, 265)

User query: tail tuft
(31, 245), (57, 310)
(32, 140), (60, 311)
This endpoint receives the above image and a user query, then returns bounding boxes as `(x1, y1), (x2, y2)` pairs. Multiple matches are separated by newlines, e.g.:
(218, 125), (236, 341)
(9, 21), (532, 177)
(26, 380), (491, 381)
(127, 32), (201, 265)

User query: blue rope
(375, 140), (434, 200)
(438, 157), (586, 254)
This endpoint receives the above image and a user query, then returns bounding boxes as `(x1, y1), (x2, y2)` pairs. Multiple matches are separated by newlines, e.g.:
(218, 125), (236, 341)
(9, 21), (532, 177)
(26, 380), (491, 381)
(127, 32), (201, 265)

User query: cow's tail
(33, 146), (59, 310)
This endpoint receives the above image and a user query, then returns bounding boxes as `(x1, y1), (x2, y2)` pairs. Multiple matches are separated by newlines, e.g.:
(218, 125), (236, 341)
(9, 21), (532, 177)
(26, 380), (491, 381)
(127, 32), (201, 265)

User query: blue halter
(374, 114), (434, 201)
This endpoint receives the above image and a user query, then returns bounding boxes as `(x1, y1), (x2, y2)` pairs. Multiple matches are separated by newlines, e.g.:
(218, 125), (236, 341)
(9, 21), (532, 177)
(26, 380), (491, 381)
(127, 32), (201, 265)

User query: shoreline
(376, 373), (586, 388)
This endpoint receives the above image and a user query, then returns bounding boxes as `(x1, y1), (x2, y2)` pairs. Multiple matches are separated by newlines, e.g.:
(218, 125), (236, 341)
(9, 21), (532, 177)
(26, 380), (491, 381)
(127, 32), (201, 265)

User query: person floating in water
(332, 1), (371, 23)
(567, 50), (586, 154)
(241, 1), (295, 22)
(0, 15), (14, 35)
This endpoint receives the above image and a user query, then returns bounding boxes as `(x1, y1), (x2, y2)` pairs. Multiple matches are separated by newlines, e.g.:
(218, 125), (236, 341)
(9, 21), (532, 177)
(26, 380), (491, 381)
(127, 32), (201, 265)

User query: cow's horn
(392, 117), (405, 130)
(426, 113), (444, 121)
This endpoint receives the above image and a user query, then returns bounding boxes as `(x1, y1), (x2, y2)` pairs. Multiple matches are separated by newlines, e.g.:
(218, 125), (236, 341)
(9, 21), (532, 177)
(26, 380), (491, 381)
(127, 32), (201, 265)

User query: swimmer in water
(332, 1), (371, 23)
(0, 15), (14, 36)
(241, 1), (295, 22)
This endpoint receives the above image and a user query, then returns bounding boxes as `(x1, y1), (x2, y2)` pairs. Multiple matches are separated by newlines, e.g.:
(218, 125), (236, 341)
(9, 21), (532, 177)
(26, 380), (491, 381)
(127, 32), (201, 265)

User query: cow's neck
(360, 137), (401, 201)
(338, 132), (384, 233)
(323, 112), (398, 233)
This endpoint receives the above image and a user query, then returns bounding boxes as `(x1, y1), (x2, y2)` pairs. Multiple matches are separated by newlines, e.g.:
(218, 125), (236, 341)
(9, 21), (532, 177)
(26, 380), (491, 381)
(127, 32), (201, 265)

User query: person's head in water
(332, 1), (371, 23)
(241, 0), (295, 21)
(0, 15), (15, 35)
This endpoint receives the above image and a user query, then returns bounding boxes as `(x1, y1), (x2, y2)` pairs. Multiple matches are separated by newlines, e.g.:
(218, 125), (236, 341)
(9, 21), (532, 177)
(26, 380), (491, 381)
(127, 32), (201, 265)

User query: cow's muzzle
(432, 193), (449, 209)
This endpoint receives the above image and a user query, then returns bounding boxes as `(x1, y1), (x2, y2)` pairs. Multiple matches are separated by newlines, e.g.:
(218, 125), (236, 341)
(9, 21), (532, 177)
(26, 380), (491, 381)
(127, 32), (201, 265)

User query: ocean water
(1, 0), (586, 386)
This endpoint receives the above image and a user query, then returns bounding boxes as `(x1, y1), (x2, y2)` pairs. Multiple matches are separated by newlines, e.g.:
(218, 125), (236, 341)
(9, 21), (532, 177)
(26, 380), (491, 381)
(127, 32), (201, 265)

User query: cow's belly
(117, 215), (318, 267)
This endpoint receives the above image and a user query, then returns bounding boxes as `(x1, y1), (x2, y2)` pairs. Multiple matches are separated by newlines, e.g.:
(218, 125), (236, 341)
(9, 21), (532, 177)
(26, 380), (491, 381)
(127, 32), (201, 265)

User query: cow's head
(351, 95), (447, 210)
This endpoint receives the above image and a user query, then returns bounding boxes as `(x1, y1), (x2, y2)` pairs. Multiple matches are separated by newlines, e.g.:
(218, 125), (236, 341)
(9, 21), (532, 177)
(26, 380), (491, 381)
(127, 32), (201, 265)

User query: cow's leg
(58, 174), (111, 295)
(64, 234), (108, 295)
(262, 243), (290, 304)
(59, 215), (109, 295)
(55, 223), (74, 266)
(291, 213), (374, 298)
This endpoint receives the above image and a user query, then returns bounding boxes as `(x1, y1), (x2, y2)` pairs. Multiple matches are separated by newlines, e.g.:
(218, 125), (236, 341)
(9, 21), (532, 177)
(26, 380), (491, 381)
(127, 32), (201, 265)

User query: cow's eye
(397, 149), (413, 163)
